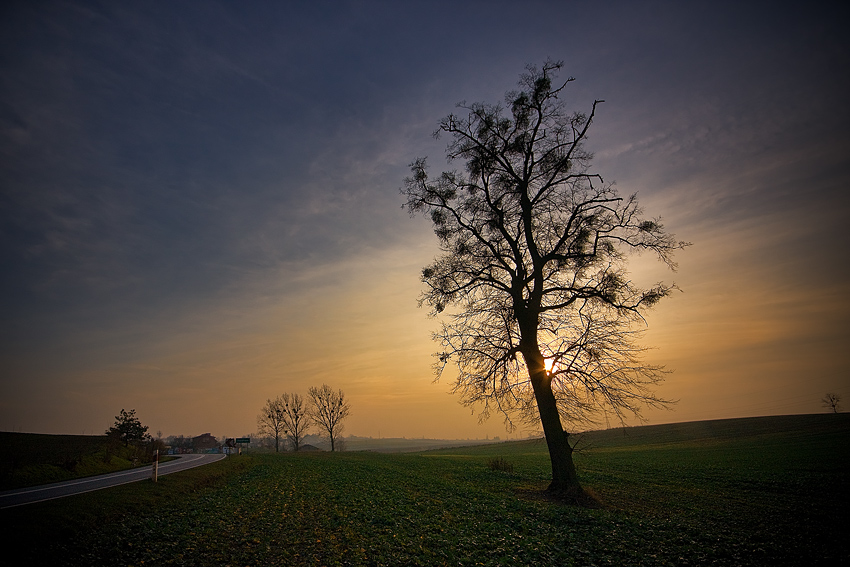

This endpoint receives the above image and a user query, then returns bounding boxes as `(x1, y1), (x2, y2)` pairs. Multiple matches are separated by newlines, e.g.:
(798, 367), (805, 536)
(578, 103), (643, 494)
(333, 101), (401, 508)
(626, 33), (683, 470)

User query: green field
(2, 414), (847, 566)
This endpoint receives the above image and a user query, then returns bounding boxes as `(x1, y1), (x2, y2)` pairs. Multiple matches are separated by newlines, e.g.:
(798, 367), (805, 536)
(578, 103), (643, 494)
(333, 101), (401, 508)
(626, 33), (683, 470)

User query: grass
(1, 414), (847, 566)
(0, 432), (164, 489)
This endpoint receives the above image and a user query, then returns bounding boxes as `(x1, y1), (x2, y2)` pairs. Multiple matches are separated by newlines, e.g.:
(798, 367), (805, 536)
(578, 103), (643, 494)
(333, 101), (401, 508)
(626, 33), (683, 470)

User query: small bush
(487, 456), (514, 473)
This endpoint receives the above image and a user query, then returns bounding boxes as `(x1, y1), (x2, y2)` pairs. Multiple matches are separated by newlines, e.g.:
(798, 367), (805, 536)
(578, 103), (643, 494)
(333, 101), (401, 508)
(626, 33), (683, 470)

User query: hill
(578, 413), (848, 448)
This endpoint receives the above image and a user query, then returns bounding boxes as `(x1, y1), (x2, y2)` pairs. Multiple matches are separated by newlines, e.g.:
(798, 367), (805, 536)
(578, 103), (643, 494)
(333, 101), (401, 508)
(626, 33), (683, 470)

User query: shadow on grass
(515, 484), (606, 508)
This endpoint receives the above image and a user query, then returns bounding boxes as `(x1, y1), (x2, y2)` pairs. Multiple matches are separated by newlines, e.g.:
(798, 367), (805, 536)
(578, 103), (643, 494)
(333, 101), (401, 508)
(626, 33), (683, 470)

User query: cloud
(2, 0), (849, 436)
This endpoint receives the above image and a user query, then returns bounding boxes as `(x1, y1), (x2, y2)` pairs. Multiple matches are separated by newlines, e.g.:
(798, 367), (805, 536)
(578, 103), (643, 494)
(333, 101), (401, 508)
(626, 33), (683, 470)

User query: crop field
(2, 414), (847, 566)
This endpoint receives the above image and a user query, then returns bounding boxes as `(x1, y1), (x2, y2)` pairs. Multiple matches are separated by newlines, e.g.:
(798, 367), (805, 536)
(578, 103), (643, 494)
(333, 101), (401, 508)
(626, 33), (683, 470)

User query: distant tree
(822, 393), (841, 413)
(403, 60), (686, 496)
(281, 392), (311, 451)
(165, 434), (191, 451)
(105, 408), (150, 446)
(257, 396), (287, 452)
(308, 384), (351, 451)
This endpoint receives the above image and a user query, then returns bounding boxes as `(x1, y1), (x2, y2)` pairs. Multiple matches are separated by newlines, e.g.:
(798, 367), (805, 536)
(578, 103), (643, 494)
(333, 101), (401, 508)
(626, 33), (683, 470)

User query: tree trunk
(527, 356), (582, 494)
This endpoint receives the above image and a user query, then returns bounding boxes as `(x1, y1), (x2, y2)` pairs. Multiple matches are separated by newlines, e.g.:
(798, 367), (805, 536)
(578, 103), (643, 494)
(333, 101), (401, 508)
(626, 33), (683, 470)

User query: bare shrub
(487, 457), (514, 473)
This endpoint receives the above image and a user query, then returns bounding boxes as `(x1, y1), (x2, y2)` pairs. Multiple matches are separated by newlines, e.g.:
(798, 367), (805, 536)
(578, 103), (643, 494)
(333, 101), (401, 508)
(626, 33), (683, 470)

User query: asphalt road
(0, 453), (226, 509)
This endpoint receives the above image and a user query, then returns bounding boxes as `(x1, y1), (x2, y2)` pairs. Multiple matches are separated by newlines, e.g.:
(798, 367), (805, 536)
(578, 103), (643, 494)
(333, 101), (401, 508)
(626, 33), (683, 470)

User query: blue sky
(2, 1), (848, 438)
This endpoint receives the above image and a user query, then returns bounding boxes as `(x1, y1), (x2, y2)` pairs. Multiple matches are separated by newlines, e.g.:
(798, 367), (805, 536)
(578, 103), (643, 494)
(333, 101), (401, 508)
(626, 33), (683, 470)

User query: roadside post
(151, 449), (159, 482)
(236, 437), (250, 455)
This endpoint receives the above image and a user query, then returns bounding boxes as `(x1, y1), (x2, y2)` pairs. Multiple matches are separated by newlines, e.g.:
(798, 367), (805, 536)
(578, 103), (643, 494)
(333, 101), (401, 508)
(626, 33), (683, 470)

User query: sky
(2, 1), (848, 440)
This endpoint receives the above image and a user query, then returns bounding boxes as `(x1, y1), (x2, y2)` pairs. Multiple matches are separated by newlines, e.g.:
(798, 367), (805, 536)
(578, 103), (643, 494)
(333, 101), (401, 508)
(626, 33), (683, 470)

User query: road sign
(235, 437), (250, 443)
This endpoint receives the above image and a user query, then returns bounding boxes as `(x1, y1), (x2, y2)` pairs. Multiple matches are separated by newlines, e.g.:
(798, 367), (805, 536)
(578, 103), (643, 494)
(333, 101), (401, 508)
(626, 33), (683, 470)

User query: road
(0, 453), (226, 509)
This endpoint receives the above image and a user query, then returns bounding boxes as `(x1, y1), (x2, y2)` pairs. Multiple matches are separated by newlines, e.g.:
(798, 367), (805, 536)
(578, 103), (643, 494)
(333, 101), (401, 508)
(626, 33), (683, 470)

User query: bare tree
(281, 392), (311, 451)
(308, 384), (351, 451)
(822, 392), (841, 413)
(257, 397), (286, 452)
(403, 60), (687, 495)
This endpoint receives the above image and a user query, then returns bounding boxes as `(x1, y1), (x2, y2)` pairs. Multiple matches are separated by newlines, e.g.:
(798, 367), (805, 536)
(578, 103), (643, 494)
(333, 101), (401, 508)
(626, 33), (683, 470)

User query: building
(192, 433), (220, 451)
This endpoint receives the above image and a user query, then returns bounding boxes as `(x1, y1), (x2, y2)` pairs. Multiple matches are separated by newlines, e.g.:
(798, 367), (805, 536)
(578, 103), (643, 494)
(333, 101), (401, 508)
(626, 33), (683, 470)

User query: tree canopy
(280, 392), (311, 451)
(308, 384), (351, 451)
(257, 396), (287, 452)
(105, 408), (150, 446)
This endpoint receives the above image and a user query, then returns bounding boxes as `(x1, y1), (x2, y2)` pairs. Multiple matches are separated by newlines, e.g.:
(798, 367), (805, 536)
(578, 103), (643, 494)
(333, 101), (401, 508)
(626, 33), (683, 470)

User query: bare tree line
(257, 384), (351, 452)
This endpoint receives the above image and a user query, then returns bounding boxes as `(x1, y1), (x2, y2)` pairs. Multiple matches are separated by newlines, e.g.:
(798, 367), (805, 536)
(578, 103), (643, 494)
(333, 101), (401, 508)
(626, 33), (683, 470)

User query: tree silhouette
(822, 392), (841, 413)
(404, 60), (687, 495)
(280, 392), (311, 451)
(105, 408), (150, 446)
(257, 396), (287, 452)
(308, 384), (351, 451)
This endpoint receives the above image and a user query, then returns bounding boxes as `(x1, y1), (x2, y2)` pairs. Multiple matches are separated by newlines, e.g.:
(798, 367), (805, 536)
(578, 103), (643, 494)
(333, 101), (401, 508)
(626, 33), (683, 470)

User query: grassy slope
(0, 432), (154, 489)
(1, 414), (847, 566)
